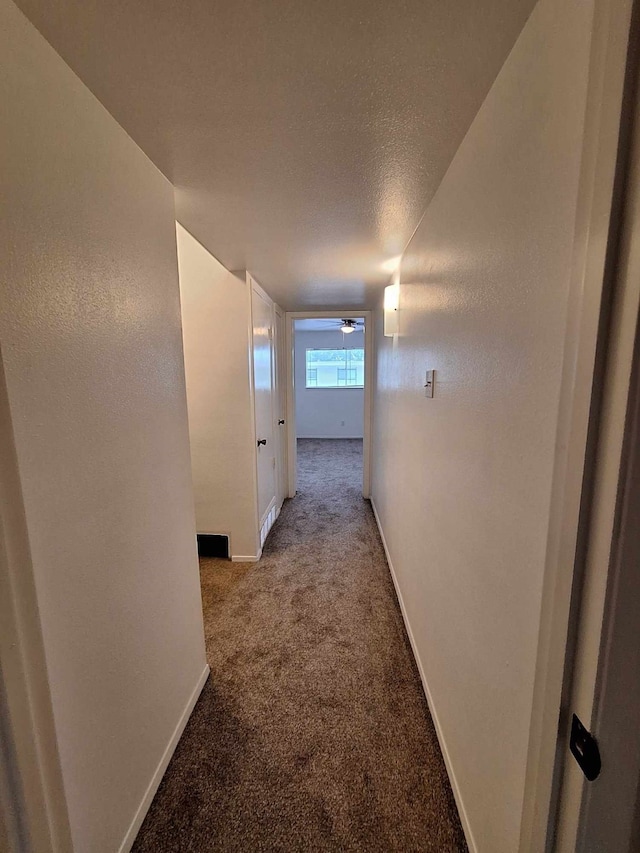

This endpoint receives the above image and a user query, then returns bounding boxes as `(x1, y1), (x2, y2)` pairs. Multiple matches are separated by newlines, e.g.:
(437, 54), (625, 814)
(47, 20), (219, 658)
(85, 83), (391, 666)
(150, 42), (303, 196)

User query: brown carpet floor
(133, 439), (467, 852)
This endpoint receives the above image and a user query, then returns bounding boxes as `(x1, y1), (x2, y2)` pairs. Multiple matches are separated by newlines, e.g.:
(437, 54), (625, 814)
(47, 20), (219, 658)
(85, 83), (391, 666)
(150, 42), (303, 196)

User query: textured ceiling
(16, 0), (535, 309)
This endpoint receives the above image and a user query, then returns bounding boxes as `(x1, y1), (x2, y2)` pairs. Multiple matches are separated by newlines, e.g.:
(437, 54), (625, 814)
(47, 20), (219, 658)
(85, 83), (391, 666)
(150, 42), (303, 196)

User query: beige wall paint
(0, 2), (208, 850)
(176, 224), (259, 558)
(371, 0), (594, 850)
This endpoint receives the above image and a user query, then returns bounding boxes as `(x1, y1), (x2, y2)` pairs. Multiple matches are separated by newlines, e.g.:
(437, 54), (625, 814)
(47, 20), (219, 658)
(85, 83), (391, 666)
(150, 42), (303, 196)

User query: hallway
(133, 440), (466, 851)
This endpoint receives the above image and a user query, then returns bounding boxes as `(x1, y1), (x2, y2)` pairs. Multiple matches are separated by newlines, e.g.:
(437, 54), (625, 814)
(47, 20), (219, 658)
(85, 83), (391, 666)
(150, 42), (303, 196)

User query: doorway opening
(286, 312), (372, 499)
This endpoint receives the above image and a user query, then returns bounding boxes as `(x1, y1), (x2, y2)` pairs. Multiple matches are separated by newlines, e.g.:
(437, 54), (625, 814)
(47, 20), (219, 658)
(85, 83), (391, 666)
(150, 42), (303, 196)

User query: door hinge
(569, 713), (601, 781)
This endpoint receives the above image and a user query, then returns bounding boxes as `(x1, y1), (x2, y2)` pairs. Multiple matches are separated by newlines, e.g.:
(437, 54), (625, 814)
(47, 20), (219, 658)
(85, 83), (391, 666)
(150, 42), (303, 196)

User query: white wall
(371, 0), (594, 850)
(295, 330), (364, 438)
(177, 225), (260, 558)
(0, 2), (208, 851)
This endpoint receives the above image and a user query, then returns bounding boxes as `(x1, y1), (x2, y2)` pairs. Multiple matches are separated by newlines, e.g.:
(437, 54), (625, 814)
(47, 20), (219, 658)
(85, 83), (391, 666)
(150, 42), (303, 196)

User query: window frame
(304, 346), (365, 389)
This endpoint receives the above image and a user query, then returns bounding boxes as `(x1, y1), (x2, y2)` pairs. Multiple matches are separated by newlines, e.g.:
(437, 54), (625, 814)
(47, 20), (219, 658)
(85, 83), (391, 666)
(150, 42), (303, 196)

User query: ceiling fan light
(340, 319), (356, 333)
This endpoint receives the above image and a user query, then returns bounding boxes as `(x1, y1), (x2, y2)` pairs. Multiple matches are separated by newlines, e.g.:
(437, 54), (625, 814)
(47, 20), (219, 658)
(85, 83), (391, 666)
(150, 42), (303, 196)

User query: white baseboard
(118, 663), (210, 853)
(370, 498), (478, 853)
(297, 435), (364, 440)
(234, 498), (283, 563)
(231, 552), (261, 563)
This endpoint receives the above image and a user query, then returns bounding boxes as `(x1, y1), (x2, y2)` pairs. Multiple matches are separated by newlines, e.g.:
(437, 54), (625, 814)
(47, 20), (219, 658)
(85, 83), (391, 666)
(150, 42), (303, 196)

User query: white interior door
(274, 307), (287, 509)
(251, 282), (276, 528)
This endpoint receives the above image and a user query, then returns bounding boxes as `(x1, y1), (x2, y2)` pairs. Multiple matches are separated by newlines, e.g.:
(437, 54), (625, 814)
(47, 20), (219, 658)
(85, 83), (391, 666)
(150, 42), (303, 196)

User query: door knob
(278, 419), (285, 425)
(257, 439), (267, 447)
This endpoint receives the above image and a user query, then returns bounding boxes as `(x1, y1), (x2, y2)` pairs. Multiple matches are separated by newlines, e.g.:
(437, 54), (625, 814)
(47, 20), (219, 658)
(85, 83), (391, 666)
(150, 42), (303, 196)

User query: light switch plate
(425, 369), (435, 398)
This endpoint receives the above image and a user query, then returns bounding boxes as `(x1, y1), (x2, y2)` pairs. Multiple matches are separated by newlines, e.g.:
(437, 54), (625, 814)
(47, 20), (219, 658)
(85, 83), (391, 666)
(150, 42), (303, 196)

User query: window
(305, 348), (364, 388)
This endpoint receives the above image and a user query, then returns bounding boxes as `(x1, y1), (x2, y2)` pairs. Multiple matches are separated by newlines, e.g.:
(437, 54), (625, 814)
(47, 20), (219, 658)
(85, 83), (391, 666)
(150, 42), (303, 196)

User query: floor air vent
(196, 534), (230, 559)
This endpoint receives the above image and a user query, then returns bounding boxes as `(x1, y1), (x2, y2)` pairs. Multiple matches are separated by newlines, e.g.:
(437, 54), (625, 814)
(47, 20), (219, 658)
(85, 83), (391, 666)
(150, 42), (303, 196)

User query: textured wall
(0, 2), (207, 850)
(371, 0), (594, 850)
(177, 224), (259, 558)
(295, 330), (365, 438)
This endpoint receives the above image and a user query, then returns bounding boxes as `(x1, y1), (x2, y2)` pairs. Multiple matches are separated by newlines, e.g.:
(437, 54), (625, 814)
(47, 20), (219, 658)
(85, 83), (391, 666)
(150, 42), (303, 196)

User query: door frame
(0, 351), (72, 853)
(554, 29), (640, 850)
(273, 304), (288, 510)
(518, 0), (638, 848)
(573, 268), (640, 851)
(285, 310), (373, 499)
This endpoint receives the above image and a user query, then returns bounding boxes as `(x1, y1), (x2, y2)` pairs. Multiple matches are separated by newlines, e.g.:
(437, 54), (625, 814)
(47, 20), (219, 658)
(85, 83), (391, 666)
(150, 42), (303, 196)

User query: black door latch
(569, 713), (601, 781)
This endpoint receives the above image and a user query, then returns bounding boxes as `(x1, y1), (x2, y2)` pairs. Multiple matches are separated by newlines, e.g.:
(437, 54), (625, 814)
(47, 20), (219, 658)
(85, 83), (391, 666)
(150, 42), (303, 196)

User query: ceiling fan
(334, 319), (365, 334)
